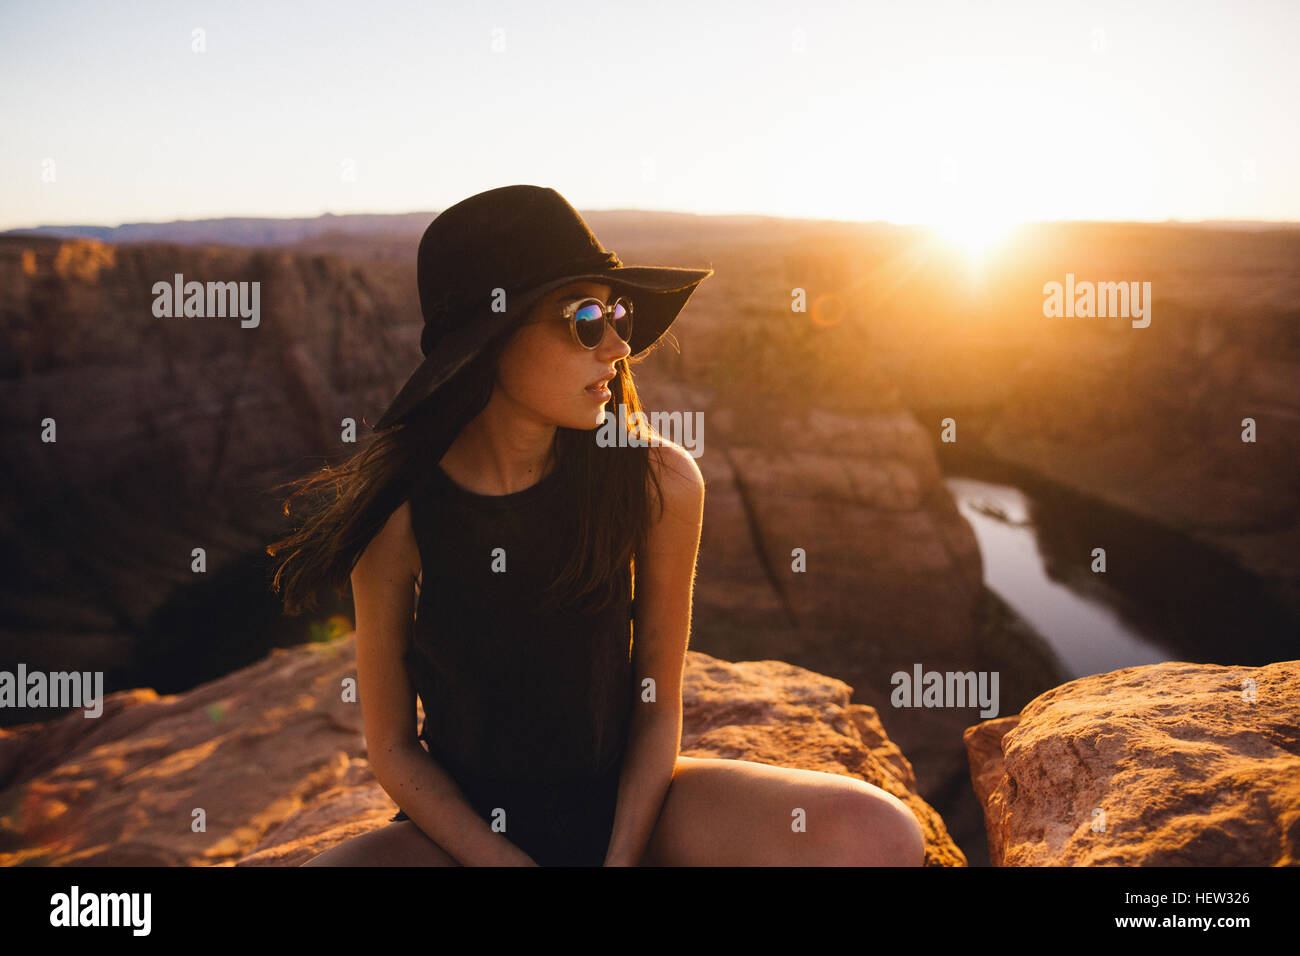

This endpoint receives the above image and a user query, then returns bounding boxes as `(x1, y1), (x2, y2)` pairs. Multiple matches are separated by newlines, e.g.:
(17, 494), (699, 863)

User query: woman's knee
(824, 784), (926, 867)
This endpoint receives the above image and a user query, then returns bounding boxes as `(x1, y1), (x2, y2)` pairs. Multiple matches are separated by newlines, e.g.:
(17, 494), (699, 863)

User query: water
(947, 476), (1167, 678)
(944, 469), (1296, 680)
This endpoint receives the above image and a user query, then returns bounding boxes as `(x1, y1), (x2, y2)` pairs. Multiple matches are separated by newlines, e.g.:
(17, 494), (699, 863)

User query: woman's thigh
(301, 820), (462, 866)
(639, 755), (925, 867)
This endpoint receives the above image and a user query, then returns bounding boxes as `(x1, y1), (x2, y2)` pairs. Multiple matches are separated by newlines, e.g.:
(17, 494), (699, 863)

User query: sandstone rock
(964, 659), (1300, 865)
(0, 636), (963, 866)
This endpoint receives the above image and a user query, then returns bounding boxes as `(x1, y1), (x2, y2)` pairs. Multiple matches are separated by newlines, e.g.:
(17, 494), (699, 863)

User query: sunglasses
(560, 295), (634, 350)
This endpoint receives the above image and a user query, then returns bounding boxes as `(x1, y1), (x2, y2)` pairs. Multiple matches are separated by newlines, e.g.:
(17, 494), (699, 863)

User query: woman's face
(492, 279), (631, 429)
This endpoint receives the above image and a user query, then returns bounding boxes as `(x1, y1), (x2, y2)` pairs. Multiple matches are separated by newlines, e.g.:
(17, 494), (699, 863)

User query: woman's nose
(599, 320), (632, 358)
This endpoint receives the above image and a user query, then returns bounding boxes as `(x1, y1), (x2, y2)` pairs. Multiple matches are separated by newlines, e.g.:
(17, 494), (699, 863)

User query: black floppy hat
(373, 184), (714, 431)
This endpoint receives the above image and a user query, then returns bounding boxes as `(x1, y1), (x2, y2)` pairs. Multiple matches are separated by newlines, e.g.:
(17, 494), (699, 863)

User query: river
(942, 462), (1295, 680)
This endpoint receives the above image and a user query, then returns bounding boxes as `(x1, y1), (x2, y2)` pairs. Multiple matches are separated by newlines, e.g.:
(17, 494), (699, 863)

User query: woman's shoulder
(358, 498), (421, 588)
(647, 438), (705, 511)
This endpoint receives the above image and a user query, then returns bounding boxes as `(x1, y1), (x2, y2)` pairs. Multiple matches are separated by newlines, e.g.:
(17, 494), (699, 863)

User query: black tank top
(403, 459), (634, 789)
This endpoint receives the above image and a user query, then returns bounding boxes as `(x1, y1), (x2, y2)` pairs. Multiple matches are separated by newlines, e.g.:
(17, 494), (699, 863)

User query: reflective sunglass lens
(573, 298), (633, 348)
(612, 299), (632, 341)
(574, 302), (606, 347)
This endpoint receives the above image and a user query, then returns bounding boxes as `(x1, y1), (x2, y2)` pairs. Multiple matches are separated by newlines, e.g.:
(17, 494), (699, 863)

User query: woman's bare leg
(301, 820), (462, 866)
(639, 756), (926, 866)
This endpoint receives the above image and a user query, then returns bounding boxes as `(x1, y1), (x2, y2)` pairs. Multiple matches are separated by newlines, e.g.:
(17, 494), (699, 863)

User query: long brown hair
(266, 324), (665, 621)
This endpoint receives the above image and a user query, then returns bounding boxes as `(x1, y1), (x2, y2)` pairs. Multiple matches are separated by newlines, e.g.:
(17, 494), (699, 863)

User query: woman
(269, 185), (926, 866)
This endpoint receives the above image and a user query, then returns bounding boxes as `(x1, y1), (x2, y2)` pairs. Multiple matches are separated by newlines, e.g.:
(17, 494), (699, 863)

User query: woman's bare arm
(352, 499), (537, 866)
(603, 441), (705, 865)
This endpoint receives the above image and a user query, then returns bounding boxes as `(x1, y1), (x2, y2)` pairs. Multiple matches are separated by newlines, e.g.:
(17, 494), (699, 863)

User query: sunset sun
(930, 215), (1022, 262)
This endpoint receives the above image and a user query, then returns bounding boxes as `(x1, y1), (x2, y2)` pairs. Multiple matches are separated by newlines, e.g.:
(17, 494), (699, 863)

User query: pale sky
(3, 0), (1297, 233)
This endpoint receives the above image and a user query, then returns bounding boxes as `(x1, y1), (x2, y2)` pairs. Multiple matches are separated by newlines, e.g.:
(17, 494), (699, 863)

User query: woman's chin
(550, 404), (610, 431)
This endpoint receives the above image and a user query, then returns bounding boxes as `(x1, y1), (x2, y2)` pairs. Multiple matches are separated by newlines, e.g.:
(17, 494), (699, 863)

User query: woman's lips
(585, 382), (612, 400)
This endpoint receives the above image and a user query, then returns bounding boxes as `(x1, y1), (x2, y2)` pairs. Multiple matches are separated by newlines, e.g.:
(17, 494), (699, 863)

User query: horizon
(8, 206), (1300, 233)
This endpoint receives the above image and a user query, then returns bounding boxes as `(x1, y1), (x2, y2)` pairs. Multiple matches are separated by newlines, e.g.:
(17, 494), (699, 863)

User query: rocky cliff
(0, 636), (965, 866)
(873, 223), (1300, 624)
(0, 235), (420, 704)
(964, 658), (1299, 865)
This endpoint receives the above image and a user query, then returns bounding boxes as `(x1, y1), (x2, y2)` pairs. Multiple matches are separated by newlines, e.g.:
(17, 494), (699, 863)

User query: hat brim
(373, 264), (713, 430)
